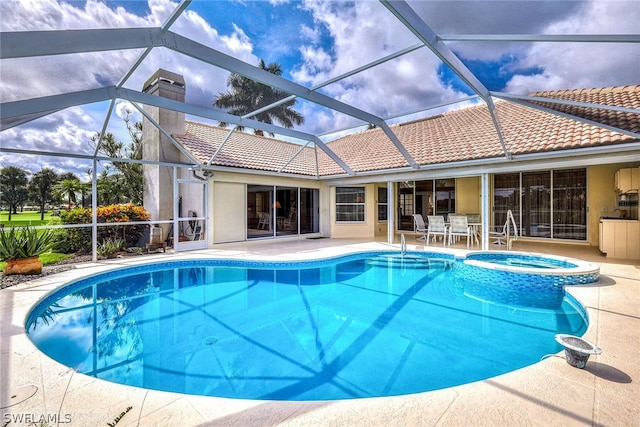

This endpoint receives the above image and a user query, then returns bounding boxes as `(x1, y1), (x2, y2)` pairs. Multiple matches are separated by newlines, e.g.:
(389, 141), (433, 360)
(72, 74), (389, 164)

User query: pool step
(365, 255), (454, 270)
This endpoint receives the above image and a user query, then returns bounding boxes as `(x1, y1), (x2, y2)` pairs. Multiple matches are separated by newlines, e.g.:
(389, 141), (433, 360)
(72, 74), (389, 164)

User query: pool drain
(203, 336), (218, 346)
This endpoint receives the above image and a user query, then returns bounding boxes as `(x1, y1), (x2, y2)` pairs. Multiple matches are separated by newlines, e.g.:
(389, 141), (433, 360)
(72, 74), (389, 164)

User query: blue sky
(1, 0), (639, 177)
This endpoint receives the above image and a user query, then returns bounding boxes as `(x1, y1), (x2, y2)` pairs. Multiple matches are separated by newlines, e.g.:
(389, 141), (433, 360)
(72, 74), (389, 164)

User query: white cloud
(504, 1), (640, 93)
(0, 0), (257, 173)
(292, 1), (469, 133)
(299, 23), (321, 44)
(115, 101), (141, 123)
(0, 107), (98, 176)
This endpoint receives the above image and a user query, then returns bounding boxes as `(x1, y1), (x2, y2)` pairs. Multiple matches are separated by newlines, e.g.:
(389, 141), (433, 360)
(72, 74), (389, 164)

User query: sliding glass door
(522, 171), (551, 237)
(247, 185), (274, 239)
(553, 169), (586, 240)
(493, 173), (521, 232)
(247, 185), (319, 239)
(275, 186), (298, 237)
(300, 188), (319, 234)
(493, 169), (586, 241)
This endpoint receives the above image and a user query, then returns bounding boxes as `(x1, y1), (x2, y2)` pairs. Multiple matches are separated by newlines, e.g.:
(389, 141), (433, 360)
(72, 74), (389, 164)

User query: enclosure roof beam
(381, 0), (511, 159)
(439, 34), (640, 43)
(0, 86), (356, 176)
(0, 27), (416, 168)
(0, 28), (383, 124)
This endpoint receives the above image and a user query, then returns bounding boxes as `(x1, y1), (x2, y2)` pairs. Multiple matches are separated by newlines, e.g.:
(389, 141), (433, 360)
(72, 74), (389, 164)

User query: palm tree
(213, 59), (304, 136)
(54, 177), (82, 210)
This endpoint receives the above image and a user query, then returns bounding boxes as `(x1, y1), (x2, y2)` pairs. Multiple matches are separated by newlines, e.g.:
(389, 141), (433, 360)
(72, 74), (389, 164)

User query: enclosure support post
(92, 158), (98, 262)
(387, 181), (395, 245)
(481, 173), (490, 251)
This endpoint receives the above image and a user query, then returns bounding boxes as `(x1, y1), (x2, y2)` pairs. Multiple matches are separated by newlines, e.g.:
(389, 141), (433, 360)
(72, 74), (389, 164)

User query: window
(435, 179), (455, 219)
(396, 179), (455, 230)
(377, 187), (387, 221)
(336, 187), (365, 222)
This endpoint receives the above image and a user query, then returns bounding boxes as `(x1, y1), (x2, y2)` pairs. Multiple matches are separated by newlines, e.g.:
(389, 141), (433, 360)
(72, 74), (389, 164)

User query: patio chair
(448, 214), (473, 247)
(426, 215), (448, 245)
(489, 210), (518, 249)
(282, 208), (297, 230)
(257, 212), (271, 230)
(412, 214), (428, 241)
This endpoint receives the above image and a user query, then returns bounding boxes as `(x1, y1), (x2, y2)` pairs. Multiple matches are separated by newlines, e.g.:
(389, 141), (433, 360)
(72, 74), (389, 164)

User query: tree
(0, 166), (29, 220)
(91, 113), (143, 204)
(28, 168), (59, 220)
(54, 175), (82, 210)
(214, 59), (304, 136)
(96, 168), (125, 206)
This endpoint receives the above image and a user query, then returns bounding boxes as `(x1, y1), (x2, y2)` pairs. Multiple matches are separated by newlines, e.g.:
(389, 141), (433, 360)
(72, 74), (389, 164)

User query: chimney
(142, 69), (186, 231)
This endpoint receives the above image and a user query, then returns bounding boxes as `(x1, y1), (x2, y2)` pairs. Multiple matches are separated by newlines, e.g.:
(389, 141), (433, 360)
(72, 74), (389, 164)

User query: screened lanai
(1, 0), (639, 258)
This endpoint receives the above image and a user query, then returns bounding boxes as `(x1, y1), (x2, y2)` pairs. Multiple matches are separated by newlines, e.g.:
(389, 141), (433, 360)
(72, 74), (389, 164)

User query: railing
(505, 209), (518, 251)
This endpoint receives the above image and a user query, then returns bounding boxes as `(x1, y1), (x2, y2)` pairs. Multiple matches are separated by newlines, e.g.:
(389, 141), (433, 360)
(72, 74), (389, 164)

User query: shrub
(0, 226), (54, 261)
(60, 204), (151, 253)
(97, 238), (124, 259)
(50, 230), (74, 253)
(46, 217), (74, 254)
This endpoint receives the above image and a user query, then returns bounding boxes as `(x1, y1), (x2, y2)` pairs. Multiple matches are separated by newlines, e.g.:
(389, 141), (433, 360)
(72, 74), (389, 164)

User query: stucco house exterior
(141, 70), (640, 258)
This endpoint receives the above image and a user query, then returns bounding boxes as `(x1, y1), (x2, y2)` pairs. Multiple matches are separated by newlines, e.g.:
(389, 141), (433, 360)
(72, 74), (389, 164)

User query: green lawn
(0, 210), (56, 227)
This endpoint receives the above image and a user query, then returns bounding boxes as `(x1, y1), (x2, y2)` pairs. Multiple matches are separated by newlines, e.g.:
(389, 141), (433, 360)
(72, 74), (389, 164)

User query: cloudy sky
(1, 0), (638, 178)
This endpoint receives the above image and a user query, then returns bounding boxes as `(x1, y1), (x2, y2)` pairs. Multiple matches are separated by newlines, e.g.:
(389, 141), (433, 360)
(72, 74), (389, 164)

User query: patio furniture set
(412, 213), (513, 247)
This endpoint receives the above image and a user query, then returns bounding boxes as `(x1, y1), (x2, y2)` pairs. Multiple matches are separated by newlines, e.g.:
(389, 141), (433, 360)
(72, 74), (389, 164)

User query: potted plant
(0, 226), (54, 275)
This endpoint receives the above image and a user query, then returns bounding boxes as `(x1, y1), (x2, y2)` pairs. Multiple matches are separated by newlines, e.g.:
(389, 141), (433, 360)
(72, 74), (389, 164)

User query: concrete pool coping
(1, 238), (638, 426)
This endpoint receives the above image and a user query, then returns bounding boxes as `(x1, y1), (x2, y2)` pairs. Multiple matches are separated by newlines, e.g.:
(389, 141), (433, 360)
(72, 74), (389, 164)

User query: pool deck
(1, 238), (638, 426)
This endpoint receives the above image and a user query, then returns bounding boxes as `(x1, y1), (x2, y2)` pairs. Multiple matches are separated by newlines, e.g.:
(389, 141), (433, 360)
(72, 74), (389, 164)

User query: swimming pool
(27, 251), (590, 401)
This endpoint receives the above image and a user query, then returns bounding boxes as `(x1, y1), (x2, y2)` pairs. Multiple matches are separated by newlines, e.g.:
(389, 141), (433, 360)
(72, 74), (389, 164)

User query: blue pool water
(465, 252), (579, 269)
(27, 251), (587, 401)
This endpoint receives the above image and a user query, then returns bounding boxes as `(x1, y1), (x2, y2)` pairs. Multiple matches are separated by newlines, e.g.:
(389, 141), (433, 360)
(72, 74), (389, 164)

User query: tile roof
(176, 85), (640, 177)
(174, 122), (342, 176)
(527, 85), (640, 134)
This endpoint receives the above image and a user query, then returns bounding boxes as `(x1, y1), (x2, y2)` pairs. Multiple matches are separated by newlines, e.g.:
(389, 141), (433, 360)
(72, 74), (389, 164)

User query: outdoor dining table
(444, 220), (482, 246)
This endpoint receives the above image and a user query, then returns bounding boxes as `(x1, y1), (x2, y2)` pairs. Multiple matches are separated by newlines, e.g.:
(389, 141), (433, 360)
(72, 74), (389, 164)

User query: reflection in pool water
(27, 251), (591, 401)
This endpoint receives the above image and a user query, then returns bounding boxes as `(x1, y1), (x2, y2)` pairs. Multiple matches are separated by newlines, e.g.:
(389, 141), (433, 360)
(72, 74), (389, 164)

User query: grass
(40, 253), (74, 264)
(0, 210), (56, 227)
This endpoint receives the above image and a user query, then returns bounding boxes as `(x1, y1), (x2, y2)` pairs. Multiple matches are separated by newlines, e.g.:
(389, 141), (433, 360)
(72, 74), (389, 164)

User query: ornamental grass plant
(0, 226), (54, 275)
(0, 226), (53, 261)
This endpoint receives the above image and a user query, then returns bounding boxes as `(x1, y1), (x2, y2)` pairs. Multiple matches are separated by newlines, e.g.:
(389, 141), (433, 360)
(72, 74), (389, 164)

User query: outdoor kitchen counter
(599, 218), (640, 260)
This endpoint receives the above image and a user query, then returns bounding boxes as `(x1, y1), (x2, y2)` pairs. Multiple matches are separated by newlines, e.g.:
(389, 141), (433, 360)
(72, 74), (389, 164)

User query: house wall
(205, 163), (639, 246)
(456, 176), (481, 216)
(588, 164), (619, 246)
(587, 162), (640, 247)
(212, 182), (245, 243)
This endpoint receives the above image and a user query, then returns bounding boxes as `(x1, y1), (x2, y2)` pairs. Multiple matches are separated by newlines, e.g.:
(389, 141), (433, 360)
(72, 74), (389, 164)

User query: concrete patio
(1, 238), (638, 426)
